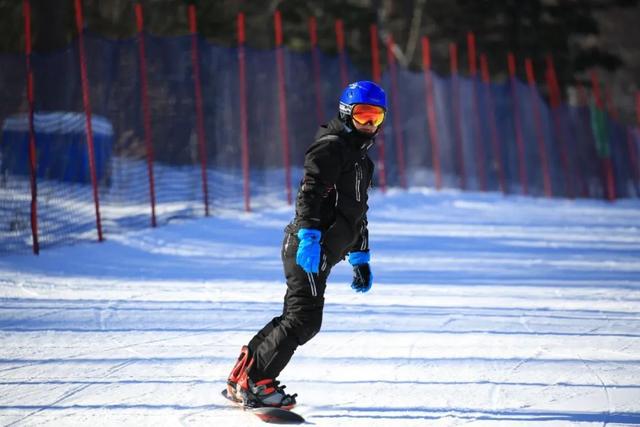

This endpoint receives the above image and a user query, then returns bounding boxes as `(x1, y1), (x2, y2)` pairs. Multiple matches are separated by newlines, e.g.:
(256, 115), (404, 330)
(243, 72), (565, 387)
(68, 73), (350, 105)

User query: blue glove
(296, 228), (322, 273)
(348, 251), (372, 293)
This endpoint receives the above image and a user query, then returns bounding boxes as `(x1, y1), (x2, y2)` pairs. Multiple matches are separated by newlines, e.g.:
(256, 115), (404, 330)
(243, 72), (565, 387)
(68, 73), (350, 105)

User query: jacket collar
(335, 117), (375, 151)
(315, 117), (376, 152)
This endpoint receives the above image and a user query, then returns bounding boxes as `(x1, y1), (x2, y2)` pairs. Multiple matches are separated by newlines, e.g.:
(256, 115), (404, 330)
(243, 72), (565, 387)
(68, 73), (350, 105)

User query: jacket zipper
(354, 162), (362, 202)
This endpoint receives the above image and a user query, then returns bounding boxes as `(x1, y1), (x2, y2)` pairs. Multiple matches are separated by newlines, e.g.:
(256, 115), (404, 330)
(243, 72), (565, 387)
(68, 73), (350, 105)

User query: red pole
(335, 20), (349, 87)
(74, 0), (103, 241)
(309, 17), (324, 125)
(508, 52), (528, 195)
(590, 70), (615, 201)
(545, 55), (572, 198)
(467, 32), (486, 191)
(480, 53), (506, 194)
(575, 82), (589, 197)
(421, 36), (441, 190)
(450, 42), (466, 190)
(23, 0), (39, 254)
(590, 71), (604, 108)
(525, 58), (552, 197)
(386, 35), (406, 189)
(188, 4), (210, 216)
(135, 3), (157, 227)
(370, 25), (381, 86)
(274, 11), (292, 205)
(370, 24), (386, 192)
(238, 12), (251, 212)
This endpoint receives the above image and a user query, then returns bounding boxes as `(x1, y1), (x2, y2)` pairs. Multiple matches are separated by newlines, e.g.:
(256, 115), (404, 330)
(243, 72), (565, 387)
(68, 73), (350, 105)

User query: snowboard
(221, 389), (305, 424)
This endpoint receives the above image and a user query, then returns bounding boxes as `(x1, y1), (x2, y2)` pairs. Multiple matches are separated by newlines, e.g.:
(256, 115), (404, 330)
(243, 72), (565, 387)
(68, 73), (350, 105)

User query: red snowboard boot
(226, 346), (297, 409)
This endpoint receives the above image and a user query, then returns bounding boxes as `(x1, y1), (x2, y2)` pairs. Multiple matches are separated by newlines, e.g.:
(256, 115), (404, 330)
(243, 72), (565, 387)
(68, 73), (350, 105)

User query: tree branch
(405, 0), (427, 67)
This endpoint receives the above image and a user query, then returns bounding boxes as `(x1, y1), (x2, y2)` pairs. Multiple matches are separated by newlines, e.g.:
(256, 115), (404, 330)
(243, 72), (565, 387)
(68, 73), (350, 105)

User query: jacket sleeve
(349, 215), (369, 253)
(295, 138), (343, 229)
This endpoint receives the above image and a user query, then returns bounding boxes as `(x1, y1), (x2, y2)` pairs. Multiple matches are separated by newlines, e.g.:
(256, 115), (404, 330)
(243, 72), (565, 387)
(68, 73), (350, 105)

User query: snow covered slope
(1, 189), (639, 426)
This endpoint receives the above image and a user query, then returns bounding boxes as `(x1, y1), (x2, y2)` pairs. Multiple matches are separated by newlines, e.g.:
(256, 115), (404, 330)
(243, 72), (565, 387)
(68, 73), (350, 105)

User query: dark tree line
(1, 0), (638, 108)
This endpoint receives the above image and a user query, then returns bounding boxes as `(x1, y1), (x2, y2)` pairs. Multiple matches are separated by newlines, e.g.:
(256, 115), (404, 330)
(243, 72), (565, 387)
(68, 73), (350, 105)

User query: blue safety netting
(1, 30), (638, 254)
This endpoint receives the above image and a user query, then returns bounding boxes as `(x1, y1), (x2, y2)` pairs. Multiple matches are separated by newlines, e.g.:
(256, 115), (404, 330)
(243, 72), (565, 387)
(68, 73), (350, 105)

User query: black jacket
(285, 117), (375, 265)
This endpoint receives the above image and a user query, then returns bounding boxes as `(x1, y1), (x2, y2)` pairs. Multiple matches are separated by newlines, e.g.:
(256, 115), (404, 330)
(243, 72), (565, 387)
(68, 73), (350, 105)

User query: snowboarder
(226, 80), (387, 408)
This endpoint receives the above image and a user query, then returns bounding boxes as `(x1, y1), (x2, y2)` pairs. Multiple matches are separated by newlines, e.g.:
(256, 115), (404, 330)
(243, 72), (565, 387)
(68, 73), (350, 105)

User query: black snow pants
(247, 232), (333, 381)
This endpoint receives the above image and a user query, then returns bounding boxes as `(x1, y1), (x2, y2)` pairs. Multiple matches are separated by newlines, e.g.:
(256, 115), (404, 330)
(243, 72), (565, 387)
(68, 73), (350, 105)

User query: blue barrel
(1, 112), (113, 184)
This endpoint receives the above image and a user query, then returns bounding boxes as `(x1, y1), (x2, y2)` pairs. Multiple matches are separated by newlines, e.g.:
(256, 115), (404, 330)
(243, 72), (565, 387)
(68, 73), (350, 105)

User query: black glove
(348, 251), (373, 293)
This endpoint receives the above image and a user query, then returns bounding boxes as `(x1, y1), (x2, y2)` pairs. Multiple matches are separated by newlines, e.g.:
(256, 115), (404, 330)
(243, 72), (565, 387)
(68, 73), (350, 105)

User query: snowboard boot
(226, 346), (297, 409)
(242, 378), (297, 409)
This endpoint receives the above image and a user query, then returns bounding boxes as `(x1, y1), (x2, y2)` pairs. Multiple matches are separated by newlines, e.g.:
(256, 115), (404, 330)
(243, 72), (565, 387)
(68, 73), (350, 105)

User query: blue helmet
(339, 80), (387, 122)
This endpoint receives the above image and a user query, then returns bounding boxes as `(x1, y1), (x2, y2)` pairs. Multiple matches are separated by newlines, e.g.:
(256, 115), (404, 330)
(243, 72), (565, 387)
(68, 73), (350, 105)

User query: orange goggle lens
(351, 104), (385, 127)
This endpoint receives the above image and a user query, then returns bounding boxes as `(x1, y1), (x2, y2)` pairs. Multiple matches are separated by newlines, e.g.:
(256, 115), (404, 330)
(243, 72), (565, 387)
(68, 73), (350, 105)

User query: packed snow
(1, 188), (640, 426)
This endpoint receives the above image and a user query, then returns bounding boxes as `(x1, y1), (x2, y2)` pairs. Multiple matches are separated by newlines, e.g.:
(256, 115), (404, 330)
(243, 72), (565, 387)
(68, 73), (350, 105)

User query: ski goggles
(351, 104), (386, 127)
